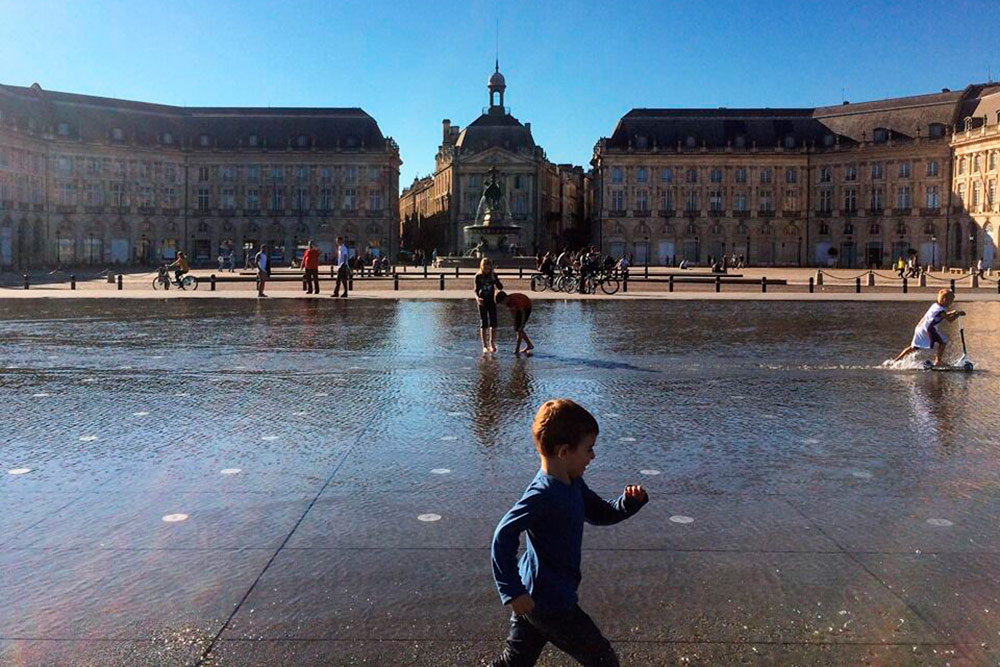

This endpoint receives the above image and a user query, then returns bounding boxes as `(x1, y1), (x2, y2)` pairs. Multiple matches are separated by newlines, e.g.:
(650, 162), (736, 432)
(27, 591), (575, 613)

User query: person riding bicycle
(168, 251), (190, 286)
(539, 252), (555, 282)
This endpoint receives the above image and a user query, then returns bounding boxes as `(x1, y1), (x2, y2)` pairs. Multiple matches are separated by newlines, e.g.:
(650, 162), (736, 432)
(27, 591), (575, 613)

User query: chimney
(525, 122), (531, 134)
(442, 119), (451, 142)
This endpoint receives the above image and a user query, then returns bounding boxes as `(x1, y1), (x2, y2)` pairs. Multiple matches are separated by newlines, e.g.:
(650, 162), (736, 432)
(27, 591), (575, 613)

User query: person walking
(332, 236), (350, 298)
(254, 244), (270, 298)
(301, 241), (320, 294)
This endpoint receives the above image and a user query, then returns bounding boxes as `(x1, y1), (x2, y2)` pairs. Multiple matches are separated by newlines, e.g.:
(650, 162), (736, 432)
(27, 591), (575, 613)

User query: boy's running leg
(490, 614), (547, 667)
(531, 605), (619, 667)
(933, 341), (947, 367)
(893, 346), (918, 363)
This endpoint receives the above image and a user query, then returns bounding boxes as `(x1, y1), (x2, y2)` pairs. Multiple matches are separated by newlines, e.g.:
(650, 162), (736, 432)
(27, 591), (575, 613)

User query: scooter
(923, 315), (974, 372)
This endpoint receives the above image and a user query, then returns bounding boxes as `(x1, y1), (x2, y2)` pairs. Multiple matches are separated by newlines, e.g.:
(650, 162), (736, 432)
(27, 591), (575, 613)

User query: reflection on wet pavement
(2, 298), (999, 665)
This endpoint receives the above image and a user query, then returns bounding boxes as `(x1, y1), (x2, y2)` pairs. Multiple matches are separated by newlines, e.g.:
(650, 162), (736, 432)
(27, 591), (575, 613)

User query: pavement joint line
(195, 413), (378, 667)
(777, 495), (956, 650)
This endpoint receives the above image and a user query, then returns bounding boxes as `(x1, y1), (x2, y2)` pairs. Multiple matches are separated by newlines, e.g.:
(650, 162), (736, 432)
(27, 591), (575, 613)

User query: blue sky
(1, 0), (997, 186)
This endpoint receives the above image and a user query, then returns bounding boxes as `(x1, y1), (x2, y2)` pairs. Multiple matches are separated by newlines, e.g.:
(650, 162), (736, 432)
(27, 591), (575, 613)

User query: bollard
(668, 275), (674, 292)
(117, 274), (123, 290)
(439, 273), (445, 291)
(394, 273), (399, 291)
(210, 274), (216, 291)
(423, 264), (428, 278)
(519, 266), (524, 279)
(23, 273), (29, 290)
(919, 273), (927, 288)
(70, 275), (76, 290)
(762, 276), (767, 293)
(855, 277), (861, 293)
(715, 275), (721, 293)
(972, 273), (979, 288)
(455, 266), (459, 278)
(808, 277), (814, 293)
(816, 270), (824, 286)
(622, 275), (628, 293)
(644, 264), (649, 279)
(867, 271), (875, 287)
(903, 278), (908, 294)
(348, 274), (354, 291)
(950, 278), (956, 293)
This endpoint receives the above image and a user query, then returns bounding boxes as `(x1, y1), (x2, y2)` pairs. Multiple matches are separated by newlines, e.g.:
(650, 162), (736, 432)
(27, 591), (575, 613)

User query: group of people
(894, 255), (924, 279)
(536, 248), (629, 292)
(475, 257), (534, 355)
(248, 238), (352, 298)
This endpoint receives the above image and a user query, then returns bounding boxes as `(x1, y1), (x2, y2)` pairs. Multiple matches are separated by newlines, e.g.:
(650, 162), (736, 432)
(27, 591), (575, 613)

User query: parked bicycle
(152, 265), (199, 291)
(530, 272), (557, 292)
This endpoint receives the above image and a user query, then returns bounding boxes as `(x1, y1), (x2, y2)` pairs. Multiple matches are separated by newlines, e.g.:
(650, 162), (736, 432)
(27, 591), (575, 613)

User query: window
(973, 155), (981, 172)
(636, 189), (649, 211)
(759, 190), (773, 212)
(58, 182), (75, 206)
(198, 166), (210, 182)
(899, 161), (911, 179)
(248, 134), (258, 147)
(709, 190), (723, 211)
(819, 189), (832, 212)
(686, 168), (697, 184)
(871, 163), (884, 180)
(294, 187), (308, 210)
(320, 188), (332, 210)
(734, 192), (747, 212)
(958, 157), (966, 175)
(873, 128), (888, 143)
(685, 136), (696, 148)
(367, 189), (382, 211)
(637, 167), (648, 183)
(197, 187), (210, 210)
(685, 190), (698, 212)
(271, 167), (284, 182)
(871, 187), (884, 211)
(140, 186), (155, 208)
(759, 167), (772, 184)
(320, 167), (332, 182)
(819, 166), (832, 183)
(659, 190), (673, 210)
(162, 132), (173, 145)
(138, 161), (149, 180)
(297, 166), (309, 182)
(221, 187), (235, 210)
(823, 134), (835, 147)
(845, 164), (857, 181)
(897, 186), (911, 209)
(343, 188), (357, 210)
(222, 166), (234, 182)
(84, 182), (102, 206)
(784, 189), (798, 211)
(610, 189), (625, 212)
(844, 187), (857, 213)
(972, 183), (980, 208)
(710, 168), (722, 183)
(163, 187), (176, 208)
(926, 160), (939, 177)
(512, 194), (527, 215)
(819, 222), (830, 235)
(246, 188), (259, 210)
(247, 165), (259, 182)
(844, 223), (855, 236)
(271, 188), (283, 211)
(957, 183), (965, 205)
(165, 164), (177, 183)
(926, 186), (939, 209)
(57, 156), (72, 174)
(783, 135), (796, 149)
(111, 183), (125, 208)
(86, 158), (100, 175)
(112, 127), (124, 141)
(57, 122), (69, 136)
(735, 167), (747, 183)
(297, 135), (308, 148)
(988, 181), (996, 207)
(200, 134), (210, 147)
(991, 152), (998, 171)
(344, 166), (357, 182)
(735, 135), (746, 149)
(514, 175), (523, 190)
(611, 167), (623, 184)
(785, 167), (797, 184)
(928, 123), (945, 139)
(659, 167), (673, 183)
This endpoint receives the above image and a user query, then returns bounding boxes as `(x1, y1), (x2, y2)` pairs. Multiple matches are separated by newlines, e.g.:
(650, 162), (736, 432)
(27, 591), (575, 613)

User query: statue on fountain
(465, 166), (521, 257)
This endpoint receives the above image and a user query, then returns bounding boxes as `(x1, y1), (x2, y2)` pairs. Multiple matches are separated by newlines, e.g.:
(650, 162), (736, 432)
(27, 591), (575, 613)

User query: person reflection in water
(490, 399), (648, 667)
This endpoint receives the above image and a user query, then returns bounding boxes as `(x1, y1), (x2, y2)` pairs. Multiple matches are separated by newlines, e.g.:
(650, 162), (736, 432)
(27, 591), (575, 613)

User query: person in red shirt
(496, 291), (534, 355)
(301, 241), (321, 294)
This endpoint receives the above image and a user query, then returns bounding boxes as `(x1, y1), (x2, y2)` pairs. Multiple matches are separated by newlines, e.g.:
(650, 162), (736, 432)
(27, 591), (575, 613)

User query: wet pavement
(1, 298), (999, 666)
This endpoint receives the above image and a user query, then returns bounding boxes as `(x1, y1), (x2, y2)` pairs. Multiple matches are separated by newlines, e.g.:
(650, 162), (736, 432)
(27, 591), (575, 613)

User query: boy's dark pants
(490, 605), (619, 667)
(334, 264), (349, 296)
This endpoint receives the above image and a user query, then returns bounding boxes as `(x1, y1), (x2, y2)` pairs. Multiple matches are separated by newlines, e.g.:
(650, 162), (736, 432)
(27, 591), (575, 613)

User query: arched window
(685, 168), (697, 184)
(895, 221), (907, 236)
(869, 222), (881, 235)
(923, 223), (936, 236)
(197, 221), (209, 233)
(843, 223), (855, 236)
(818, 222), (830, 235)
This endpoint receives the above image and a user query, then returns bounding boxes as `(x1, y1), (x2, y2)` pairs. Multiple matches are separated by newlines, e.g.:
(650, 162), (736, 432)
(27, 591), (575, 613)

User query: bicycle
(554, 268), (578, 293)
(595, 268), (620, 295)
(530, 272), (556, 292)
(152, 265), (199, 291)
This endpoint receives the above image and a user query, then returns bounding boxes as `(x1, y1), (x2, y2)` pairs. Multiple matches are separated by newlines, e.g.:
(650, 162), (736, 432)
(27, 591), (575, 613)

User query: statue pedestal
(463, 224), (523, 258)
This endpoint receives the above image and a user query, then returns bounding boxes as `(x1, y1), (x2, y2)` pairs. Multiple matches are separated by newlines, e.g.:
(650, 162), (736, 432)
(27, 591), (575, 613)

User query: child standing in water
(490, 399), (648, 667)
(475, 257), (503, 354)
(496, 290), (534, 355)
(893, 288), (965, 367)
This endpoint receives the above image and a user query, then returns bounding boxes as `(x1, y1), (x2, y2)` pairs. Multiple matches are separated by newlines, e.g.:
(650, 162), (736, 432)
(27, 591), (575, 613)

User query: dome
(489, 70), (506, 88)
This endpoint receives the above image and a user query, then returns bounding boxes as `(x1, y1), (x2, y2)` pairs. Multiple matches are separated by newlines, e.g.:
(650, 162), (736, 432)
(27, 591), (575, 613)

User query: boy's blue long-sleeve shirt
(491, 469), (647, 611)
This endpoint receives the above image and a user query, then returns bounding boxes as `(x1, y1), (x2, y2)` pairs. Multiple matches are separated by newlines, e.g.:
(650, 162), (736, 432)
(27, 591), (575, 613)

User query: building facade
(951, 87), (1000, 268)
(592, 83), (1000, 268)
(399, 64), (589, 257)
(0, 82), (400, 269)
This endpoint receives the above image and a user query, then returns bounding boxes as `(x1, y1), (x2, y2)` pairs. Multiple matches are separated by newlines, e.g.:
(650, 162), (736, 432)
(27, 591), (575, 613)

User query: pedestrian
(254, 244), (269, 298)
(475, 257), (503, 354)
(301, 240), (320, 294)
(977, 258), (984, 279)
(332, 236), (349, 298)
(496, 290), (534, 355)
(489, 399), (648, 667)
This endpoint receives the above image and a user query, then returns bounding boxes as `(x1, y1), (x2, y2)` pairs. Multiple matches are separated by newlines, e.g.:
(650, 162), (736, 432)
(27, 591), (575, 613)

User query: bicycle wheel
(601, 277), (620, 295)
(183, 275), (199, 291)
(152, 277), (164, 290)
(530, 274), (547, 293)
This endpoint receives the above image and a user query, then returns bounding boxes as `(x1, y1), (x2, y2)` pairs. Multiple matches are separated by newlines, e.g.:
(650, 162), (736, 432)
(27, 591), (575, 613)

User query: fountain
(463, 166), (523, 258)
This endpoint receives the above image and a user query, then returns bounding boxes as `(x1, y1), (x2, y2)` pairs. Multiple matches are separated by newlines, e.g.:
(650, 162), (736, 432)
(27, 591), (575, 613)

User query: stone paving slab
(0, 639), (204, 667)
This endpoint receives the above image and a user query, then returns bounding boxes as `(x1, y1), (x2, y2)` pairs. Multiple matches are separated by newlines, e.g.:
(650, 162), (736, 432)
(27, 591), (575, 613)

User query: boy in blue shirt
(490, 399), (649, 666)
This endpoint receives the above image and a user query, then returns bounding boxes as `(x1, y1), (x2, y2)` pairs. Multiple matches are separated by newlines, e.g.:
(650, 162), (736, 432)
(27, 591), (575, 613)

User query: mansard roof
(455, 109), (536, 153)
(0, 82), (390, 151)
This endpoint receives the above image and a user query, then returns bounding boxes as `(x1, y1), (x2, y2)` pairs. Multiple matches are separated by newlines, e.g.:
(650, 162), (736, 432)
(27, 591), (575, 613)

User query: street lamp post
(931, 234), (937, 269)
(644, 235), (649, 269)
(746, 235), (750, 266)
(88, 232), (93, 265)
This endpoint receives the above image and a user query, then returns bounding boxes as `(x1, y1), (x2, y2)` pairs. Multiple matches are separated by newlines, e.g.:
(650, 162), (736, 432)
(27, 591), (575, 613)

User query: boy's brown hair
(936, 288), (955, 306)
(532, 399), (599, 456)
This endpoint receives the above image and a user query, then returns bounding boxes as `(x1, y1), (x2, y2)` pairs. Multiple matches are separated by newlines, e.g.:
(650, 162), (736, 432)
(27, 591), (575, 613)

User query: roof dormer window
(112, 127), (124, 141)
(248, 134), (258, 147)
(57, 122), (69, 137)
(783, 135), (795, 149)
(200, 134), (210, 147)
(685, 135), (696, 148)
(873, 128), (888, 143)
(928, 123), (945, 139)
(734, 135), (746, 149)
(964, 117), (973, 132)
(823, 134), (834, 147)
(162, 132), (173, 145)
(297, 135), (308, 148)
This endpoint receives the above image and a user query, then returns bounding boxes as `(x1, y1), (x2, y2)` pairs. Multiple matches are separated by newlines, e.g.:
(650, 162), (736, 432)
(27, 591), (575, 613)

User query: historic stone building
(0, 82), (400, 269)
(951, 86), (1000, 268)
(592, 83), (1000, 267)
(399, 64), (589, 257)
